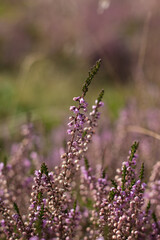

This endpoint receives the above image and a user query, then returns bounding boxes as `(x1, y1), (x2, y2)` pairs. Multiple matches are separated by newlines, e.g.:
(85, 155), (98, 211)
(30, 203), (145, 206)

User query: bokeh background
(0, 0), (160, 167)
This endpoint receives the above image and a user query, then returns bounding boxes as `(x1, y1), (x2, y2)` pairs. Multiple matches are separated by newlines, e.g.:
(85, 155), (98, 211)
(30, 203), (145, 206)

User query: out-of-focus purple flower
(0, 163), (4, 172)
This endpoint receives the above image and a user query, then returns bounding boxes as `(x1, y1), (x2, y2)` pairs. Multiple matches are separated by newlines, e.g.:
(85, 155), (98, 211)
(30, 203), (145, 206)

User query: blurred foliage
(0, 57), (132, 135)
(0, 0), (159, 139)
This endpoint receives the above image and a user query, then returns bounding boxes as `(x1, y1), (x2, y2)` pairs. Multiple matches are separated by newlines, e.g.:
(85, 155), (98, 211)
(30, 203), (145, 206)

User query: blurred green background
(0, 0), (160, 136)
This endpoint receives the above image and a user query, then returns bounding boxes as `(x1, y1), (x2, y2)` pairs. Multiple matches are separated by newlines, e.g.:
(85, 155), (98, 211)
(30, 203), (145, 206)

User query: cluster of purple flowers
(0, 61), (160, 239)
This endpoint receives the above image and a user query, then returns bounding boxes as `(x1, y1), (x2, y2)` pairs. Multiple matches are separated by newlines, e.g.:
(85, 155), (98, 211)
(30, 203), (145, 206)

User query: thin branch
(127, 125), (160, 141)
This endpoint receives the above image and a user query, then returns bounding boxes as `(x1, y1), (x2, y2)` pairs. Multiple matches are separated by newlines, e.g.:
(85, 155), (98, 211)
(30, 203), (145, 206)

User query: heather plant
(146, 161), (160, 218)
(0, 61), (160, 240)
(81, 102), (160, 180)
(0, 123), (40, 215)
(49, 102), (160, 179)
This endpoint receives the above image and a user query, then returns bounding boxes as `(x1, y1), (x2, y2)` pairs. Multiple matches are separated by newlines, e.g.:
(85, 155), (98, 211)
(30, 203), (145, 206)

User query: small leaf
(73, 199), (77, 211)
(129, 179), (136, 190)
(97, 89), (104, 104)
(111, 179), (117, 189)
(13, 202), (25, 228)
(146, 201), (151, 214)
(102, 169), (106, 178)
(109, 190), (116, 201)
(13, 202), (20, 215)
(37, 192), (43, 204)
(82, 130), (87, 139)
(41, 162), (49, 177)
(152, 212), (157, 223)
(86, 198), (94, 210)
(129, 141), (139, 162)
(122, 165), (127, 191)
(82, 59), (101, 96)
(139, 162), (144, 181)
(84, 157), (89, 170)
(3, 155), (8, 167)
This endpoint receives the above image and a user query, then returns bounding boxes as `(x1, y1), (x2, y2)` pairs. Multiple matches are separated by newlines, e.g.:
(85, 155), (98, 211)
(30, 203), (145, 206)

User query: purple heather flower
(29, 237), (39, 240)
(67, 129), (73, 135)
(1, 63), (160, 239)
(0, 162), (4, 172)
(73, 96), (80, 101)
(35, 170), (40, 176)
(23, 158), (31, 168)
(98, 101), (104, 107)
(1, 219), (5, 227)
(92, 105), (97, 109)
(70, 106), (79, 113)
(79, 97), (85, 104)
